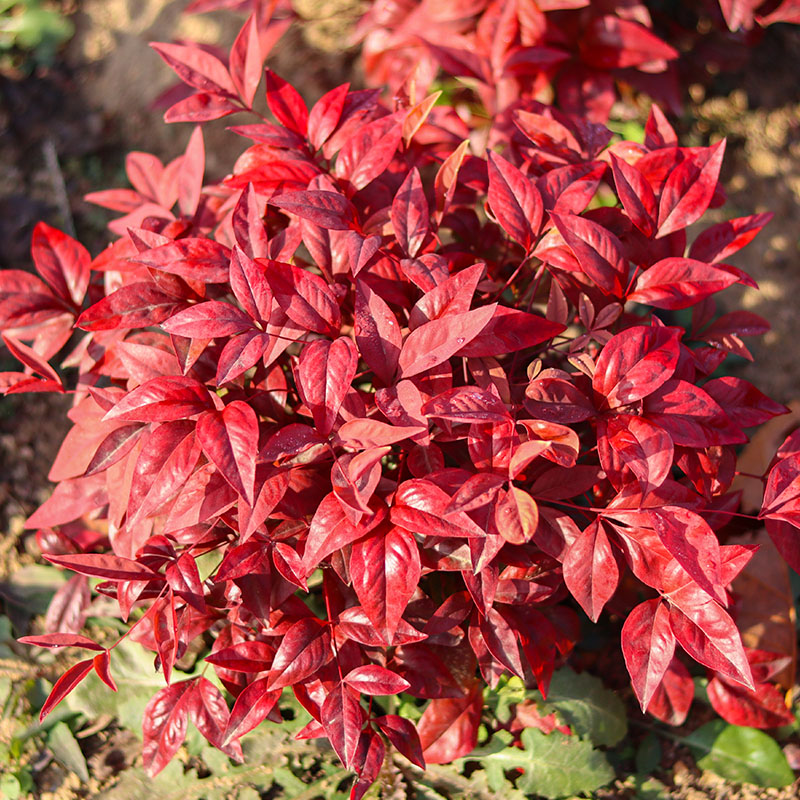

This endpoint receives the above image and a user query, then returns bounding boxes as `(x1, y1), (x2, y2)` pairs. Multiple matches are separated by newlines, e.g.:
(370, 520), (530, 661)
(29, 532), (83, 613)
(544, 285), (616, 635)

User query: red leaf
(629, 258), (738, 309)
(344, 665), (410, 695)
(142, 680), (194, 776)
(422, 386), (510, 424)
(581, 15), (678, 69)
(657, 141), (726, 238)
(646, 656), (693, 725)
(321, 683), (363, 768)
(104, 376), (212, 423)
(151, 42), (236, 96)
(562, 519), (620, 622)
(354, 282), (402, 384)
(308, 83), (349, 151)
(392, 479), (486, 540)
(605, 414), (673, 493)
(189, 677), (243, 760)
(707, 676), (795, 728)
(703, 376), (788, 429)
(525, 375), (595, 423)
(690, 212), (772, 264)
(165, 551), (205, 612)
(216, 330), (271, 384)
(375, 714), (425, 769)
(391, 168), (430, 258)
(224, 677), (281, 744)
(206, 641), (273, 672)
(622, 599), (675, 710)
(39, 658), (94, 721)
(229, 14), (262, 107)
(230, 245), (272, 321)
(417, 681), (483, 764)
(1, 333), (62, 387)
(267, 617), (332, 690)
(196, 401), (259, 505)
(265, 69), (308, 135)
(178, 126), (205, 217)
(44, 552), (159, 582)
(399, 304), (496, 378)
(609, 153), (657, 237)
(131, 238), (231, 283)
(31, 222), (90, 306)
(19, 633), (104, 651)
(84, 423), (145, 476)
(592, 325), (680, 408)
(667, 591), (753, 689)
(550, 212), (626, 296)
(93, 650), (118, 692)
(350, 526), (421, 644)
(76, 283), (184, 331)
(263, 259), (341, 336)
(336, 419), (424, 449)
(162, 300), (255, 338)
(269, 190), (357, 231)
(295, 337), (358, 435)
(487, 150), (542, 251)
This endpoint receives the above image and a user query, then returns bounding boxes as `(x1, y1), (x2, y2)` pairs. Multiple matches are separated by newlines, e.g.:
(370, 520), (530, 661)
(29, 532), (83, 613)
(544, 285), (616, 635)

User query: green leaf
(47, 721), (89, 782)
(0, 564), (66, 614)
(630, 776), (669, 799)
(464, 728), (614, 799)
(687, 720), (795, 788)
(635, 732), (662, 775)
(541, 667), (628, 746)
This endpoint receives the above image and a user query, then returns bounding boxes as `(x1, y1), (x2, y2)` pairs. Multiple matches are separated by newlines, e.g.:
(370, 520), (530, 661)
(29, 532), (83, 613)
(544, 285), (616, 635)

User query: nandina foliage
(355, 0), (800, 123)
(2, 3), (799, 797)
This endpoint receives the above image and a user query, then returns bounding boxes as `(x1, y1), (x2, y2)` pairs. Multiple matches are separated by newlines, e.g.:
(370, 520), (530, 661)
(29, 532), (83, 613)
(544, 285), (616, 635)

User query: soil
(1, 3), (799, 799)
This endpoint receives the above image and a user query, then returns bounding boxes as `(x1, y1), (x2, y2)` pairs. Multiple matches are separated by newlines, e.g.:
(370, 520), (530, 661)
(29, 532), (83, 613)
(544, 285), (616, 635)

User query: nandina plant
(2, 3), (799, 797)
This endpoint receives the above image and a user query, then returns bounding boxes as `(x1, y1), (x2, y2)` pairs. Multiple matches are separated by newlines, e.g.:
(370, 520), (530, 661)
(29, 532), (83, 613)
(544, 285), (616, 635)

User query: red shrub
(2, 3), (798, 797)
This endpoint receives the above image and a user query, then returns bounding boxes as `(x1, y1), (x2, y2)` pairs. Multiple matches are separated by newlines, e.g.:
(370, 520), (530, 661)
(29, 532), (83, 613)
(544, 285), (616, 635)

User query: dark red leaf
(19, 633), (104, 651)
(391, 167), (430, 258)
(224, 677), (281, 744)
(151, 42), (237, 96)
(131, 239), (230, 283)
(104, 376), (212, 423)
(321, 683), (363, 768)
(76, 283), (184, 331)
(417, 681), (483, 764)
(375, 714), (425, 769)
(39, 658), (94, 721)
(44, 552), (159, 582)
(267, 617), (332, 690)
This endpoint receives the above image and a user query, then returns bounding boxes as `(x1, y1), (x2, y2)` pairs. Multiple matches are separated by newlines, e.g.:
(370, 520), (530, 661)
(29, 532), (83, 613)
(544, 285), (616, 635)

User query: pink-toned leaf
(230, 245), (272, 321)
(354, 281), (402, 384)
(76, 283), (184, 331)
(308, 83), (349, 151)
(229, 14), (262, 107)
(263, 259), (341, 336)
(151, 42), (237, 96)
(592, 325), (680, 408)
(399, 304), (496, 378)
(31, 222), (90, 305)
(131, 238), (230, 283)
(269, 190), (357, 231)
(44, 552), (159, 582)
(196, 401), (259, 505)
(162, 300), (254, 338)
(19, 633), (104, 651)
(103, 376), (212, 423)
(189, 677), (243, 760)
